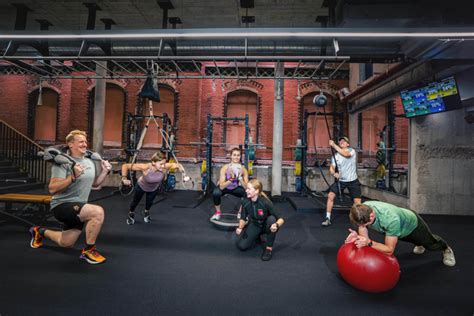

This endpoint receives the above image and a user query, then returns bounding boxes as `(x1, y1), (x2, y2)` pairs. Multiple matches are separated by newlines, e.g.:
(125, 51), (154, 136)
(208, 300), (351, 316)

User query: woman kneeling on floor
(236, 179), (285, 261)
(121, 152), (183, 225)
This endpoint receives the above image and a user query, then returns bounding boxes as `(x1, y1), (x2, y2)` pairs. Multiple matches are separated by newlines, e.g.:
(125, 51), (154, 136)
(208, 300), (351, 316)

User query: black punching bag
(139, 71), (160, 102)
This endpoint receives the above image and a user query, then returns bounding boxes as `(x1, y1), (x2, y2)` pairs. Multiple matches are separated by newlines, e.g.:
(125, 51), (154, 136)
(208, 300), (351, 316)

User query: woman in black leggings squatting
(236, 178), (285, 261)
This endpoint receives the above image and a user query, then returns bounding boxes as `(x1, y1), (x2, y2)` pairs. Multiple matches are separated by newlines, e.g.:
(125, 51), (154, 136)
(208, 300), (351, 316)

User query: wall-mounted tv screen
(400, 76), (462, 118)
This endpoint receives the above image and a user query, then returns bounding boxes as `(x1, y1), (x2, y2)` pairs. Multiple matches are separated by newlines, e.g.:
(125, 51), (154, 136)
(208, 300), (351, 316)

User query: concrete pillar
(92, 61), (107, 154)
(271, 62), (284, 196)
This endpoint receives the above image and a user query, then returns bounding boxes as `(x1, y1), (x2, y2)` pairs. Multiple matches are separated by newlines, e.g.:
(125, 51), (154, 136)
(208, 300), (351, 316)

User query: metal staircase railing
(0, 120), (48, 184)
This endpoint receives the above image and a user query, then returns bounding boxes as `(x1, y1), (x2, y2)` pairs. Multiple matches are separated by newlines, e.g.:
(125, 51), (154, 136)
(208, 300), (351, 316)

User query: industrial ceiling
(1, 0), (473, 80)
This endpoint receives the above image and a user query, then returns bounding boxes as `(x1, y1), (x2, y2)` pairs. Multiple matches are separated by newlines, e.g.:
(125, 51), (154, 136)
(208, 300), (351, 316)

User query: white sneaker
(321, 218), (331, 227)
(211, 212), (221, 221)
(144, 214), (151, 223)
(442, 247), (456, 267)
(413, 245), (425, 254)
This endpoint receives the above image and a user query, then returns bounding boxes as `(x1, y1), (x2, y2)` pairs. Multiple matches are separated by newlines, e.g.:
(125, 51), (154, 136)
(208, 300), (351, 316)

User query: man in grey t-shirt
(29, 130), (112, 265)
(322, 137), (362, 227)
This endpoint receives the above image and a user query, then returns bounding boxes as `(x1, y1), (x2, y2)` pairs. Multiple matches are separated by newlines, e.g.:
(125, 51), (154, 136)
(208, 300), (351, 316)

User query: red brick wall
(0, 72), (350, 163)
(0, 75), (31, 135)
(175, 78), (201, 157)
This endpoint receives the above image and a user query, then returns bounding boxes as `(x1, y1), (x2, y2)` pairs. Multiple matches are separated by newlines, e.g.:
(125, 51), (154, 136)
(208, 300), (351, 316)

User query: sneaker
(211, 211), (221, 221)
(261, 248), (273, 261)
(413, 245), (425, 254)
(126, 214), (135, 225)
(80, 246), (106, 265)
(29, 226), (43, 248)
(321, 218), (332, 227)
(442, 247), (456, 267)
(143, 214), (152, 223)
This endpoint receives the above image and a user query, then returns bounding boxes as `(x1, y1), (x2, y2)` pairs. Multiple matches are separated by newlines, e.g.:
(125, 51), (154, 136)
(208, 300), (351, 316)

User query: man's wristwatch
(368, 239), (373, 247)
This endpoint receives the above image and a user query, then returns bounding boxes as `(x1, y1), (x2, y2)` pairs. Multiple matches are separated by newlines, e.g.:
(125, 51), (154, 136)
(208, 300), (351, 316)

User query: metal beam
(109, 60), (133, 75)
(0, 74), (331, 80)
(36, 59), (66, 76)
(293, 61), (301, 78)
(0, 55), (350, 62)
(328, 59), (346, 79)
(74, 60), (100, 75)
(92, 60), (120, 77)
(131, 60), (146, 73)
(2, 27), (474, 40)
(310, 60), (325, 78)
(171, 60), (183, 72)
(192, 60), (203, 75)
(1, 60), (48, 76)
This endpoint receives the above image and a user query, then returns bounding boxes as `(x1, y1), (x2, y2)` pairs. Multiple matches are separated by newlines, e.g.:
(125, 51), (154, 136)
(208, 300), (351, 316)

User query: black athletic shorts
(52, 202), (86, 231)
(329, 179), (361, 199)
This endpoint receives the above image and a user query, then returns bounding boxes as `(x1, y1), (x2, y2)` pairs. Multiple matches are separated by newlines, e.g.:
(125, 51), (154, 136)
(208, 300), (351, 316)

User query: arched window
(33, 88), (58, 142)
(225, 90), (258, 148)
(103, 84), (126, 147)
(302, 92), (335, 154)
(142, 85), (175, 148)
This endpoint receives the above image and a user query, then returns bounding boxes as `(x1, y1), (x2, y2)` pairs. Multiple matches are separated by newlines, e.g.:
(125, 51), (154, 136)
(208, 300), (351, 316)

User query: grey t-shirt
(50, 157), (96, 209)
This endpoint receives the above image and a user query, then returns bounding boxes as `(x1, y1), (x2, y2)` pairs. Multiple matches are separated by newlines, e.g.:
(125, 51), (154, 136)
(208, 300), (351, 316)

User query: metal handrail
(0, 120), (48, 184)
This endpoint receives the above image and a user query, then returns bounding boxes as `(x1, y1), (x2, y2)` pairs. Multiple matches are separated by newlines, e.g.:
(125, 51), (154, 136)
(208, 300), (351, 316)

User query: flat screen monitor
(400, 76), (462, 118)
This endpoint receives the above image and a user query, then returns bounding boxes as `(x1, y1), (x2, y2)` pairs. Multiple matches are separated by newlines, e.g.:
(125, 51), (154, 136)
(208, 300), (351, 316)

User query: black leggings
(400, 213), (448, 251)
(129, 185), (159, 213)
(212, 186), (246, 206)
(237, 216), (278, 250)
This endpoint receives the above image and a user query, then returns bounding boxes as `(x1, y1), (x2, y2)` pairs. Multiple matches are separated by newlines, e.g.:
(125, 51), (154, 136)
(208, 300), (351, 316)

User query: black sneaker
(261, 249), (273, 261)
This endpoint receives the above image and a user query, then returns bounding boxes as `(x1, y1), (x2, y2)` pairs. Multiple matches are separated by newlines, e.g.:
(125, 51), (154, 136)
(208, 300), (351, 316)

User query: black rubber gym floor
(0, 189), (472, 315)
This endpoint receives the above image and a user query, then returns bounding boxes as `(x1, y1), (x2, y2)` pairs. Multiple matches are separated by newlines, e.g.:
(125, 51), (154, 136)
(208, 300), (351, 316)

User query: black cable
(310, 110), (331, 192)
(322, 104), (343, 201)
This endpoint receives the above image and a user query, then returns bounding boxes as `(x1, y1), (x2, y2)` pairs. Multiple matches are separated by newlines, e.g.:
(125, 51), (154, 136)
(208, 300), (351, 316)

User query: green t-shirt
(364, 201), (418, 238)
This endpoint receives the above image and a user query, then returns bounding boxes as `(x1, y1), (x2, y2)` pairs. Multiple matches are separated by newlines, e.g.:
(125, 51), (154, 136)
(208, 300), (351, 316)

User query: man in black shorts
(29, 130), (112, 264)
(322, 137), (361, 227)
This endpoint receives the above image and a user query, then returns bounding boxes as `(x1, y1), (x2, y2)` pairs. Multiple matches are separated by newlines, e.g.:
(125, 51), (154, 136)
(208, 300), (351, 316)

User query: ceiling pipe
(2, 27), (474, 40)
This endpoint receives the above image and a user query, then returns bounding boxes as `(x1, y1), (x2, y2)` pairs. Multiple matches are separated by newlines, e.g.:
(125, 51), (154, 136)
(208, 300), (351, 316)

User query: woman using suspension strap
(211, 147), (249, 220)
(121, 152), (184, 225)
(235, 178), (285, 261)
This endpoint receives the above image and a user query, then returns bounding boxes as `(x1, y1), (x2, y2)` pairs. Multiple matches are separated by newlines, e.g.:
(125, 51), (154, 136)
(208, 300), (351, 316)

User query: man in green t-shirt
(345, 201), (456, 267)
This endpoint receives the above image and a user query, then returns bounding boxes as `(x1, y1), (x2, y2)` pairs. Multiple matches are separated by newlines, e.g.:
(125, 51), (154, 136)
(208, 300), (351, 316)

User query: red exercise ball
(337, 242), (400, 293)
